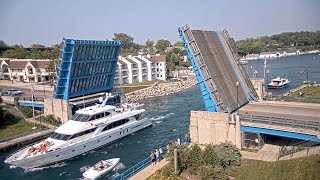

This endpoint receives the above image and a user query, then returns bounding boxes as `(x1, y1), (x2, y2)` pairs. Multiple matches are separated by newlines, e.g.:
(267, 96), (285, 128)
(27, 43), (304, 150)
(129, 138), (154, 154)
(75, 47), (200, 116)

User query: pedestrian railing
(111, 137), (189, 180)
(277, 140), (320, 160)
(20, 96), (45, 102)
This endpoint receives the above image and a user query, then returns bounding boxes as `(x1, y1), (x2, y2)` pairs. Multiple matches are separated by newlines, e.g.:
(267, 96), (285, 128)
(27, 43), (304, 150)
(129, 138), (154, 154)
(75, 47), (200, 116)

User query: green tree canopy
(174, 41), (184, 47)
(0, 40), (8, 48)
(145, 39), (154, 53)
(30, 44), (45, 48)
(236, 30), (320, 56)
(112, 33), (134, 50)
(155, 39), (171, 53)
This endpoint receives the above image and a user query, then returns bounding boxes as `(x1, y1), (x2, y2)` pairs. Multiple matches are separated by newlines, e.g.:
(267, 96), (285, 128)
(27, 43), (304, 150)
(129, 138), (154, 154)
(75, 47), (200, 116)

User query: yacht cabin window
(88, 112), (111, 121)
(50, 127), (97, 141)
(101, 119), (130, 132)
(71, 113), (90, 122)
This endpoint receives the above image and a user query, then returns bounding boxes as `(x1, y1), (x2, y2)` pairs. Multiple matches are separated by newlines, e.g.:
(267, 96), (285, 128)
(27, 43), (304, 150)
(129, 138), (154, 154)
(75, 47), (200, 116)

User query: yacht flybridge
(5, 93), (152, 169)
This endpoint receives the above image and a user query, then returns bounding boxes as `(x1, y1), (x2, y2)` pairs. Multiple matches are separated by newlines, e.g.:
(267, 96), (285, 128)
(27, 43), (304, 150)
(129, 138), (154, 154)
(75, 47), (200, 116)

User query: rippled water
(0, 54), (319, 179)
(0, 85), (204, 180)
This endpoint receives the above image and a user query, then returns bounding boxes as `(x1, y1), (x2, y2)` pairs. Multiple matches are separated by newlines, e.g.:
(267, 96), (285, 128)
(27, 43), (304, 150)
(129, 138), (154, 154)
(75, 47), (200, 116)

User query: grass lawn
(0, 120), (41, 141)
(229, 155), (320, 180)
(148, 155), (320, 180)
(278, 86), (320, 103)
(290, 86), (320, 98)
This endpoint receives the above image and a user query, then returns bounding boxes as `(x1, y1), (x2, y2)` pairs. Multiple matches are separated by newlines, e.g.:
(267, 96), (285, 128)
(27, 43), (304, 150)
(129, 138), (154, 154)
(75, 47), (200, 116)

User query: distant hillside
(236, 31), (320, 56)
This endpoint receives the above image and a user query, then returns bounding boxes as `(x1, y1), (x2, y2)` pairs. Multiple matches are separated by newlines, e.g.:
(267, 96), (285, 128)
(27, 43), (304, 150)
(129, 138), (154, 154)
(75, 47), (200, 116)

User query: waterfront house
(245, 54), (259, 60)
(286, 49), (300, 56)
(0, 58), (51, 82)
(259, 51), (280, 59)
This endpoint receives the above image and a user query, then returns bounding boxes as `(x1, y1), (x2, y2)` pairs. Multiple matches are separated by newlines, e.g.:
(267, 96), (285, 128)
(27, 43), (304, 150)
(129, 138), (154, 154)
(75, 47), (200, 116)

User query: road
(0, 80), (53, 98)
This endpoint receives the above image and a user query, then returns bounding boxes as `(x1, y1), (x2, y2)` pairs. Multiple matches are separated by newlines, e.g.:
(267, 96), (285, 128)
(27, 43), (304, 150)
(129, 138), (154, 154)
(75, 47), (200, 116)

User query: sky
(0, 0), (319, 47)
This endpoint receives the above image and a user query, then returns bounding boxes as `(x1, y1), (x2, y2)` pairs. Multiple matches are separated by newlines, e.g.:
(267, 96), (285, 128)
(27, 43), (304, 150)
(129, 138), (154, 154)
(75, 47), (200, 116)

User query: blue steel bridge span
(179, 24), (320, 142)
(54, 38), (121, 100)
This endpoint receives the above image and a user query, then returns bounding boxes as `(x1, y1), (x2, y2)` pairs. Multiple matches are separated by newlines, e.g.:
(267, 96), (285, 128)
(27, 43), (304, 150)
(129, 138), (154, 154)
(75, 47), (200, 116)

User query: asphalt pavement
(0, 80), (54, 98)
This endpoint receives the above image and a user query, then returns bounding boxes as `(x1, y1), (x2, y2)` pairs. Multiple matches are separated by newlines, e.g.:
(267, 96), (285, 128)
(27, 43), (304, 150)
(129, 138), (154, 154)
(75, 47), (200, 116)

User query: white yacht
(268, 77), (290, 89)
(5, 94), (152, 169)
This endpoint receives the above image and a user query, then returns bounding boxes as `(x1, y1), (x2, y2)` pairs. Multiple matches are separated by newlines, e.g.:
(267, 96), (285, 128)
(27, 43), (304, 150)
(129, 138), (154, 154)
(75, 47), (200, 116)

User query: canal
(0, 53), (319, 179)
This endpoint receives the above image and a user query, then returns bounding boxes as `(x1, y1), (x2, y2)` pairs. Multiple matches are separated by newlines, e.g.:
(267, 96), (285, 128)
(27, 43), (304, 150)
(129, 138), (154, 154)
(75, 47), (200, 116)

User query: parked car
(3, 89), (23, 95)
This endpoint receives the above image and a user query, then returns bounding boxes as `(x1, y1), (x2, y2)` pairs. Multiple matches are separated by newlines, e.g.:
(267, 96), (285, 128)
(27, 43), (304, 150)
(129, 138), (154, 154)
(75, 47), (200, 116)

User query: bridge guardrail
(19, 96), (44, 102)
(240, 114), (320, 132)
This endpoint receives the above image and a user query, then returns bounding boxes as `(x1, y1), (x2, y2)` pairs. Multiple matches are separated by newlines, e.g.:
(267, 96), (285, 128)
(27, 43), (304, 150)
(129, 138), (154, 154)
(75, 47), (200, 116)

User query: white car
(4, 89), (23, 95)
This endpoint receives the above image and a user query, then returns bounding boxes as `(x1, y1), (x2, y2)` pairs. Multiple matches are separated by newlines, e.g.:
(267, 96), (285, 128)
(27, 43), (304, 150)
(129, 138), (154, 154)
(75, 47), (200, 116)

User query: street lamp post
(236, 81), (239, 110)
(266, 70), (269, 100)
(306, 68), (309, 85)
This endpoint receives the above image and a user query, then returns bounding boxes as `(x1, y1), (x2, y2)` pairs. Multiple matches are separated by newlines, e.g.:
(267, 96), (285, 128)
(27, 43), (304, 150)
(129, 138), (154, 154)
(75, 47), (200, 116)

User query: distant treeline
(235, 31), (320, 56)
(0, 44), (61, 59)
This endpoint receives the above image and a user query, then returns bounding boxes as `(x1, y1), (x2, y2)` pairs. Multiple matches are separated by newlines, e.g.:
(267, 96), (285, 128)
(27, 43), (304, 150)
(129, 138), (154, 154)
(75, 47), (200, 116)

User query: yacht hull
(5, 120), (152, 169)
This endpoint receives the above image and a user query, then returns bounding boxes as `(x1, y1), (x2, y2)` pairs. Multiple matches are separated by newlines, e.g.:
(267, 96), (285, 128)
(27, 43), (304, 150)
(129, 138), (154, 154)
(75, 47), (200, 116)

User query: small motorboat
(83, 158), (120, 179)
(268, 77), (290, 89)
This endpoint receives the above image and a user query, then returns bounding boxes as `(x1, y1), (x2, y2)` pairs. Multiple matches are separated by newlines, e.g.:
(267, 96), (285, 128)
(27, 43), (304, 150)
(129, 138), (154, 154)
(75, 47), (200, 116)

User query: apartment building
(0, 58), (52, 82)
(114, 54), (167, 85)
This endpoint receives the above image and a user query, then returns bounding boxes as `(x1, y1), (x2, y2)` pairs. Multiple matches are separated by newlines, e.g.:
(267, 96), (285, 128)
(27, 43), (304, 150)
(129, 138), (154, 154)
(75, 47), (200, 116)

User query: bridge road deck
(191, 30), (248, 113)
(239, 101), (320, 136)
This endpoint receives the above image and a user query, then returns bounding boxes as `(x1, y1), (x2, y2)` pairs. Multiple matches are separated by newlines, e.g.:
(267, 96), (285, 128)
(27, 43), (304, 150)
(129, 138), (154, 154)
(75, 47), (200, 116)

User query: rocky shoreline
(126, 78), (197, 102)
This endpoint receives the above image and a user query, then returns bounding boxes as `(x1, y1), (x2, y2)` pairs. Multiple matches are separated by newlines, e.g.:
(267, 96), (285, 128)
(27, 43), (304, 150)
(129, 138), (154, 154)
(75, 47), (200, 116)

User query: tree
(174, 41), (184, 47)
(0, 40), (8, 48)
(12, 44), (23, 49)
(155, 39), (171, 53)
(30, 44), (45, 48)
(112, 33), (134, 50)
(145, 39), (154, 53)
(3, 48), (30, 59)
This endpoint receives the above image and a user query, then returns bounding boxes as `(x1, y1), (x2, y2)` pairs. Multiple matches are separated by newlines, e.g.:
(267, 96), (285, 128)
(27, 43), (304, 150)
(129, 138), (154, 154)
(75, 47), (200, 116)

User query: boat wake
(59, 171), (73, 177)
(10, 165), (17, 169)
(113, 162), (125, 171)
(24, 162), (69, 172)
(79, 165), (90, 173)
(148, 113), (175, 122)
(107, 163), (126, 179)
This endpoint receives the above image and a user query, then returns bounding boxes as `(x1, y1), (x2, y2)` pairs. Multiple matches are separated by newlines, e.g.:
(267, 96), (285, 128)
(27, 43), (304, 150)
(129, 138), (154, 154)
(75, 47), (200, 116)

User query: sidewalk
(129, 159), (169, 180)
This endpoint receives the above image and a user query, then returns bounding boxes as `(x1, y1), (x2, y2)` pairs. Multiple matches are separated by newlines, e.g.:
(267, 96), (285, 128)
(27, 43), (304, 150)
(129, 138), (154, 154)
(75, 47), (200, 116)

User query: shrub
(183, 144), (202, 174)
(202, 144), (220, 166)
(214, 142), (241, 168)
(198, 165), (226, 180)
(37, 114), (61, 126)
(3, 111), (20, 125)
(17, 106), (33, 118)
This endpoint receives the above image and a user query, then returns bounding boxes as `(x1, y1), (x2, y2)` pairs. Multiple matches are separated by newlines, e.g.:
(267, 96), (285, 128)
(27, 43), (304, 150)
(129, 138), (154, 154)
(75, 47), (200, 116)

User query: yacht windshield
(71, 113), (91, 122)
(50, 132), (72, 141)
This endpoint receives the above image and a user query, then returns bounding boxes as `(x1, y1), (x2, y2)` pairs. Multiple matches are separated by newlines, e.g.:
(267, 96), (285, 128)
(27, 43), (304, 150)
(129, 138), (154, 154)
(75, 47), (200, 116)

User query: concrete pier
(190, 111), (241, 148)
